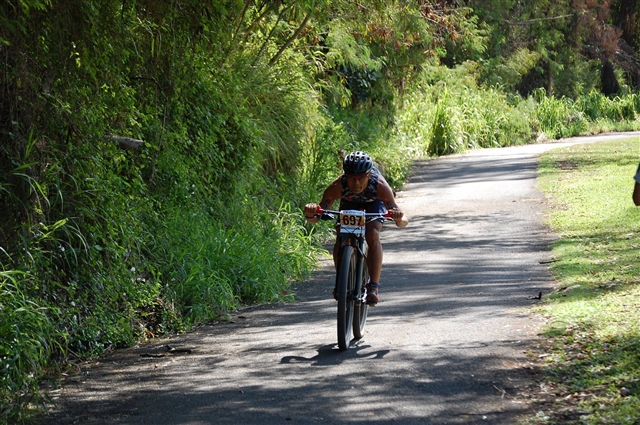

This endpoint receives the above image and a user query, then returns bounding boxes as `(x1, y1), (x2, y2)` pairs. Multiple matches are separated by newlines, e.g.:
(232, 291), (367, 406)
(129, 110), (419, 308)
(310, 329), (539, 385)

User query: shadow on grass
(535, 328), (640, 423)
(541, 227), (640, 304)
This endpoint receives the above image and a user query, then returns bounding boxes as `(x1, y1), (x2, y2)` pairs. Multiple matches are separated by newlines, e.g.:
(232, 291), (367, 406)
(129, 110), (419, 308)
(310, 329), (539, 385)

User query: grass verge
(527, 138), (640, 424)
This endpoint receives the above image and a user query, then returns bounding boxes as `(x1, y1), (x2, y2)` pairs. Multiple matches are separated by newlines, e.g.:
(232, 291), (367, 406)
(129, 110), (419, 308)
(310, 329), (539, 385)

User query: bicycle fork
(339, 236), (368, 303)
(354, 241), (368, 303)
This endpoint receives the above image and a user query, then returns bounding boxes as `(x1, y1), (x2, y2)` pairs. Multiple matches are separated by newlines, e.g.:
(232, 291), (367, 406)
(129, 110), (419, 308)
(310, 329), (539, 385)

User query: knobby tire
(337, 245), (356, 351)
(352, 243), (369, 339)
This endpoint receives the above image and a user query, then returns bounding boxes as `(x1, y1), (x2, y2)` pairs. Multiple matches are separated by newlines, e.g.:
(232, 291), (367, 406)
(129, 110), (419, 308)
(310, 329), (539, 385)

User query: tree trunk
(601, 58), (621, 96)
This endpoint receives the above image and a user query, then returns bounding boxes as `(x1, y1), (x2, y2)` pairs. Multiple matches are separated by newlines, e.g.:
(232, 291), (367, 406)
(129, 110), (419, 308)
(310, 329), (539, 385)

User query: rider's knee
(365, 229), (381, 245)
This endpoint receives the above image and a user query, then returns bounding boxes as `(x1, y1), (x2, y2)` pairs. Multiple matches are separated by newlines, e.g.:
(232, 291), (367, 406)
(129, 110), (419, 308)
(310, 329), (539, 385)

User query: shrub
(0, 271), (63, 423)
(533, 89), (588, 139)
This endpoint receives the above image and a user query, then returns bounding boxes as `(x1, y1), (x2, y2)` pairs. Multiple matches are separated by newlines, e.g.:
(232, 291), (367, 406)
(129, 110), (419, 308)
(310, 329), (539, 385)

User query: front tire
(337, 245), (356, 351)
(353, 244), (369, 339)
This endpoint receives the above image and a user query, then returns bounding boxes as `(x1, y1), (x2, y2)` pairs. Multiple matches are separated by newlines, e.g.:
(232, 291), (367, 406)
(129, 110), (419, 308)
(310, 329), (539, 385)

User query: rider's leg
(332, 231), (340, 270)
(365, 220), (383, 283)
(365, 220), (383, 300)
(330, 232), (340, 300)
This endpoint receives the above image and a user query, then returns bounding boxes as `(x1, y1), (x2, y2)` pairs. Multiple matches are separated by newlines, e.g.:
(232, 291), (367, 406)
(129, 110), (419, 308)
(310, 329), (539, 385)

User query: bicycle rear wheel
(353, 244), (369, 339)
(336, 245), (356, 351)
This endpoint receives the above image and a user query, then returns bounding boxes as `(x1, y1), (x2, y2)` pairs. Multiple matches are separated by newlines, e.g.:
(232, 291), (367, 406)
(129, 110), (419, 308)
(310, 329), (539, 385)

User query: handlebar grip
(316, 207), (335, 221)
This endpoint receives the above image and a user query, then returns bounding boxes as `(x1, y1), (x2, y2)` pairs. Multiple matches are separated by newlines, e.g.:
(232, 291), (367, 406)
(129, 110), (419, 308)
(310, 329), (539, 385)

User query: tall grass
(533, 88), (589, 138)
(394, 64), (537, 157)
(576, 90), (639, 122)
(154, 196), (321, 326)
(0, 271), (63, 423)
(394, 64), (640, 160)
(533, 89), (640, 139)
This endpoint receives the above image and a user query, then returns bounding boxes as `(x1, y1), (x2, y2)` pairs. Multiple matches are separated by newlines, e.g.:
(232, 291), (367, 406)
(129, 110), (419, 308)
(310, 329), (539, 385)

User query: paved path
(41, 132), (640, 425)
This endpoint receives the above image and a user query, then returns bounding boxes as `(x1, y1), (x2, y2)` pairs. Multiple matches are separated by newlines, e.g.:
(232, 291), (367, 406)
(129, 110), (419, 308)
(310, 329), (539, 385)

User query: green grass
(531, 138), (640, 424)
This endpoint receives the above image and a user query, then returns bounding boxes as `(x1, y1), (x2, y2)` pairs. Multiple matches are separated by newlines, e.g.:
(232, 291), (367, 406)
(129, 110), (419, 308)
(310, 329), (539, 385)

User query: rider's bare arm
(377, 179), (408, 228)
(305, 178), (342, 223)
(633, 163), (640, 206)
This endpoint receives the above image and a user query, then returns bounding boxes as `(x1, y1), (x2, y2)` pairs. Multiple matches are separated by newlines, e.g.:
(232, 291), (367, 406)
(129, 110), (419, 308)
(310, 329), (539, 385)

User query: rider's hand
(304, 203), (319, 223)
(390, 208), (408, 228)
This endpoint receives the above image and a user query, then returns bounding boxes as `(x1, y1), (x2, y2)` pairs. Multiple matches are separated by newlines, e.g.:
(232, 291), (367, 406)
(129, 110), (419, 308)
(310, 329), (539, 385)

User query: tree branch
(241, 3), (276, 44)
(505, 14), (574, 26)
(232, 0), (253, 41)
(251, 5), (290, 66)
(268, 8), (313, 67)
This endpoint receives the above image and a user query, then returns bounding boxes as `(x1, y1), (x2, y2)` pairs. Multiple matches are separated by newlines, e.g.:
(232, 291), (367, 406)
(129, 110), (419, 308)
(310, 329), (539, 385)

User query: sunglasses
(346, 173), (371, 181)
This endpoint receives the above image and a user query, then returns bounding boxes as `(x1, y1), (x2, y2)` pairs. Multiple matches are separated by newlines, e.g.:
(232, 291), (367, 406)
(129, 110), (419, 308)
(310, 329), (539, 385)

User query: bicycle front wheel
(336, 245), (356, 351)
(353, 243), (369, 339)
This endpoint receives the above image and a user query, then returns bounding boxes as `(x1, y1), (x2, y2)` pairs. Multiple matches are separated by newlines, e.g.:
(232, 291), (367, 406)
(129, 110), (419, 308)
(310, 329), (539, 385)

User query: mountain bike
(313, 207), (395, 351)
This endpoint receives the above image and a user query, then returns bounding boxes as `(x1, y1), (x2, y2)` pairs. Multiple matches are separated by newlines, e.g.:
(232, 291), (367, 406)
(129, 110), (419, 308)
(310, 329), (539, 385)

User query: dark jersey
(341, 168), (380, 203)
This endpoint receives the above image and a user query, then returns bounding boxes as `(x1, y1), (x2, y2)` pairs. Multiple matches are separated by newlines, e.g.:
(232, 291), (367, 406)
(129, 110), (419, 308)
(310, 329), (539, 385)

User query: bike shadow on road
(280, 343), (390, 366)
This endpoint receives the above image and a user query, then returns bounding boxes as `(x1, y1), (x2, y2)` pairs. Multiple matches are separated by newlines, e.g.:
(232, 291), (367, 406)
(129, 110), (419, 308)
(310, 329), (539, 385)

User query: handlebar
(314, 206), (394, 220)
(306, 205), (408, 228)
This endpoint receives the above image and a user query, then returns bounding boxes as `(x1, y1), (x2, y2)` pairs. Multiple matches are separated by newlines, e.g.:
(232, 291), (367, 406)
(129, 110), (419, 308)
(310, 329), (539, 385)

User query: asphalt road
(40, 132), (640, 425)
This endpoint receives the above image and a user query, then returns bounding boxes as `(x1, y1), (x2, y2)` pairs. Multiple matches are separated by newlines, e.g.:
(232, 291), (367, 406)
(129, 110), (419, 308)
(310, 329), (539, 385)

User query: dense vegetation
(1, 0), (639, 422)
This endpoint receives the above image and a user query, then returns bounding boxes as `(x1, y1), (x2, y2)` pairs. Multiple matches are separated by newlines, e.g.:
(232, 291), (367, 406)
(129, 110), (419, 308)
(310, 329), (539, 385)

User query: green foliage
(394, 62), (537, 157)
(481, 47), (542, 90)
(1, 1), (327, 420)
(576, 91), (639, 122)
(301, 114), (351, 194)
(0, 271), (62, 424)
(442, 8), (488, 66)
(532, 89), (640, 140)
(154, 195), (319, 325)
(0, 0), (640, 421)
(430, 91), (464, 156)
(533, 89), (589, 139)
(467, 0), (620, 98)
(314, 2), (437, 112)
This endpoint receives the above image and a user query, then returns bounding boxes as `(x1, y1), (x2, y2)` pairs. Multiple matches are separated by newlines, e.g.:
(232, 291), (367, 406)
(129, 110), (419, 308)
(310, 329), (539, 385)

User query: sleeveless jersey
(341, 168), (380, 203)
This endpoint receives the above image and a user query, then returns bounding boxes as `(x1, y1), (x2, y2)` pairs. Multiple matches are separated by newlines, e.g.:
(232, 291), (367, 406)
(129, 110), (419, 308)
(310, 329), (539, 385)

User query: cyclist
(305, 151), (408, 305)
(633, 162), (640, 206)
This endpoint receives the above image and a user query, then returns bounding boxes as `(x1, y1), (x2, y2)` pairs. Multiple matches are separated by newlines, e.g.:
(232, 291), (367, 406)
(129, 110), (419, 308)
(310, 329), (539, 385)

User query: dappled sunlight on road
(45, 137), (640, 425)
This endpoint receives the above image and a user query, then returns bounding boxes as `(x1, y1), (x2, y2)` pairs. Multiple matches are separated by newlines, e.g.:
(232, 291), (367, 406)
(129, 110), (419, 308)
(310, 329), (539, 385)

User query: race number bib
(339, 210), (366, 235)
